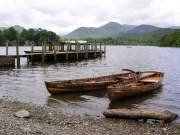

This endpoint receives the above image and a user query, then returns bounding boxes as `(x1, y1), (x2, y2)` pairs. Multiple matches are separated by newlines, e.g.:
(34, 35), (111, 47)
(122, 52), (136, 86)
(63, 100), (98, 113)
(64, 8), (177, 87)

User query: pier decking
(0, 42), (106, 68)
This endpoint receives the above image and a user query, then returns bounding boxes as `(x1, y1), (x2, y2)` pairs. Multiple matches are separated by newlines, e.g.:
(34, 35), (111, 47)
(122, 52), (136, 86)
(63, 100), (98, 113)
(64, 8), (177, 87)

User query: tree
(4, 27), (18, 41)
(160, 30), (180, 47)
(19, 29), (28, 45)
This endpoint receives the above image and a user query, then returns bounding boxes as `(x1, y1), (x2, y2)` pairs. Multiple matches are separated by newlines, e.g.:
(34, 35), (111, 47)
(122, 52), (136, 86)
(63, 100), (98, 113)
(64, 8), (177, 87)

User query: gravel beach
(0, 99), (180, 135)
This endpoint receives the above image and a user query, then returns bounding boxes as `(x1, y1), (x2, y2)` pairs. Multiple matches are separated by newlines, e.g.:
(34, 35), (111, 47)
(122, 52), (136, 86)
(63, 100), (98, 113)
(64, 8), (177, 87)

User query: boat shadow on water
(108, 87), (163, 109)
(47, 90), (107, 105)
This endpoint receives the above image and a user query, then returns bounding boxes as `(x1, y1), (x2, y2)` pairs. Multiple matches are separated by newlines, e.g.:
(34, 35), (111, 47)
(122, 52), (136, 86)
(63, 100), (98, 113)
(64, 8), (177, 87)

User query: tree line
(159, 30), (180, 47)
(0, 27), (61, 46)
(84, 30), (180, 47)
(85, 36), (159, 45)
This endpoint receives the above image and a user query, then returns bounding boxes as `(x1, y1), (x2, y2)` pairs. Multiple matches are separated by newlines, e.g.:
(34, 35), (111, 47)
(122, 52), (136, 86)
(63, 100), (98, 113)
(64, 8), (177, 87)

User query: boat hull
(45, 72), (138, 94)
(45, 81), (110, 94)
(107, 72), (164, 101)
(108, 81), (162, 101)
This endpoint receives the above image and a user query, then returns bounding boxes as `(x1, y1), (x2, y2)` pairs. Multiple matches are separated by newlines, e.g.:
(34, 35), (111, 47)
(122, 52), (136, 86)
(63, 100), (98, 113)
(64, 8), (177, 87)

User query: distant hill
(0, 25), (24, 33)
(65, 22), (136, 39)
(170, 26), (180, 29)
(65, 22), (178, 39)
(124, 24), (160, 34)
(119, 28), (175, 38)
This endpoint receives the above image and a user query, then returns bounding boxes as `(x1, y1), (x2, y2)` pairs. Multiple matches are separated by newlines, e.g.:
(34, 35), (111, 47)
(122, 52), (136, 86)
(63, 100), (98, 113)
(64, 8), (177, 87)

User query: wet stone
(14, 110), (30, 118)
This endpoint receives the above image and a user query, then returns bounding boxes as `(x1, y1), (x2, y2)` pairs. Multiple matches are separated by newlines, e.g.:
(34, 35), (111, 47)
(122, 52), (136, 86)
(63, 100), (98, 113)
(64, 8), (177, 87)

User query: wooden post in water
(16, 40), (20, 67)
(66, 44), (69, 61)
(31, 41), (34, 64)
(100, 43), (102, 57)
(94, 43), (97, 58)
(104, 44), (106, 57)
(62, 44), (64, 51)
(6, 42), (9, 56)
(45, 43), (47, 52)
(85, 44), (88, 59)
(42, 42), (45, 63)
(76, 42), (79, 60)
(53, 43), (57, 62)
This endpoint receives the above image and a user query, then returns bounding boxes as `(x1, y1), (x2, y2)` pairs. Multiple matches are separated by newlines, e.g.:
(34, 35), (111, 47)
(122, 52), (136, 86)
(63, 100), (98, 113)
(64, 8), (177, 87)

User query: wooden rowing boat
(45, 70), (140, 94)
(107, 71), (164, 101)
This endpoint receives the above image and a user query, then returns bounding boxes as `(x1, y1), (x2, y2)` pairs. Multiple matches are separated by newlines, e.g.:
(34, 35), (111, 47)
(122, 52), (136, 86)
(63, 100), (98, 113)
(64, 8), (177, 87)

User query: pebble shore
(0, 99), (180, 135)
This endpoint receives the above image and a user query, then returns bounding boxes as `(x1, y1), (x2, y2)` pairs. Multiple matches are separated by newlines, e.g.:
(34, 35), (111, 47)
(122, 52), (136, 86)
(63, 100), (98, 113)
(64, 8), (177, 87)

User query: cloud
(0, 0), (180, 34)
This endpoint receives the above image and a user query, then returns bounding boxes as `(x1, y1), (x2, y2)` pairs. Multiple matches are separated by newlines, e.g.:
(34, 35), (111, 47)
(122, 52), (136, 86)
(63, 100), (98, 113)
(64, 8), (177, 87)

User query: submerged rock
(14, 110), (30, 118)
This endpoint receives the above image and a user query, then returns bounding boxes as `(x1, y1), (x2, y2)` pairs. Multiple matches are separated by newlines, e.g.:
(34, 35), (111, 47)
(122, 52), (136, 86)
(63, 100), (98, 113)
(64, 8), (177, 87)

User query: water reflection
(48, 90), (106, 103)
(46, 90), (108, 117)
(0, 46), (180, 124)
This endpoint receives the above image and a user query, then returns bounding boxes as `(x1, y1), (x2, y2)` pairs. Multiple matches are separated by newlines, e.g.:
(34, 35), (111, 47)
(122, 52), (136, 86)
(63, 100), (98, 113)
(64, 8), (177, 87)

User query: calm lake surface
(0, 46), (180, 124)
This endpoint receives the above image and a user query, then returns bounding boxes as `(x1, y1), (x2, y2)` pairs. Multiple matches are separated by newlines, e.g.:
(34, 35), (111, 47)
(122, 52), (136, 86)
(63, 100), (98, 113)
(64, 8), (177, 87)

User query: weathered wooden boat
(45, 70), (140, 94)
(107, 71), (164, 101)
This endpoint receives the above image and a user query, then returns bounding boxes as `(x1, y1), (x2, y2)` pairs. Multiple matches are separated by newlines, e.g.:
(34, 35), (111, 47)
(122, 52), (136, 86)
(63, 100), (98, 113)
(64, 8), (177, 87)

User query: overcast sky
(0, 0), (180, 35)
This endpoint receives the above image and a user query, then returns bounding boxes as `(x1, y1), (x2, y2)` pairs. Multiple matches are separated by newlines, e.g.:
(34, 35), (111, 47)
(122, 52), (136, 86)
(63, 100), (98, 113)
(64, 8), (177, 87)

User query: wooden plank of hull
(45, 81), (108, 94)
(108, 81), (162, 101)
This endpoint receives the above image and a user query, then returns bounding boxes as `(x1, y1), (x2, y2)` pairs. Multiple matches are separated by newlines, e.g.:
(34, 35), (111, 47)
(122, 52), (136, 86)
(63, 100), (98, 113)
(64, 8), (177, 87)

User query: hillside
(65, 22), (179, 40)
(125, 24), (160, 34)
(65, 22), (136, 39)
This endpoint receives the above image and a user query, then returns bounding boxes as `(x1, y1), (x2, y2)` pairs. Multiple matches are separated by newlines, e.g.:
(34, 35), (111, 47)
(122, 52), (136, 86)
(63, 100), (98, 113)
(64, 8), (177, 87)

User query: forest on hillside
(84, 30), (180, 46)
(0, 27), (61, 46)
(159, 30), (180, 47)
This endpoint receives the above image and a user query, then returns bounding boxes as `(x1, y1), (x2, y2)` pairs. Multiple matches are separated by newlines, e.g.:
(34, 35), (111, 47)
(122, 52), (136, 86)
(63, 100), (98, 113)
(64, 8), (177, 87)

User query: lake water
(0, 46), (180, 124)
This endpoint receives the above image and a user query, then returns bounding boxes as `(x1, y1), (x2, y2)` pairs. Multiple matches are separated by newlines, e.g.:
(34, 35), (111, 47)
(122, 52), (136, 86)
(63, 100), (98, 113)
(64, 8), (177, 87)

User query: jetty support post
(53, 43), (57, 63)
(6, 42), (9, 56)
(41, 42), (45, 63)
(16, 40), (20, 68)
(100, 43), (102, 57)
(45, 43), (47, 52)
(104, 44), (106, 57)
(30, 41), (34, 64)
(76, 42), (79, 60)
(85, 43), (88, 59)
(66, 44), (69, 61)
(94, 43), (97, 58)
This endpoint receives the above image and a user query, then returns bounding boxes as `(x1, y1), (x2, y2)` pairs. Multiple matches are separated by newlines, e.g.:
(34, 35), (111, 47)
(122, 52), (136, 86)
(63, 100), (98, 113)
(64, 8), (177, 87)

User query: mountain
(119, 28), (175, 38)
(125, 24), (160, 34)
(0, 25), (24, 33)
(65, 22), (136, 39)
(170, 26), (180, 29)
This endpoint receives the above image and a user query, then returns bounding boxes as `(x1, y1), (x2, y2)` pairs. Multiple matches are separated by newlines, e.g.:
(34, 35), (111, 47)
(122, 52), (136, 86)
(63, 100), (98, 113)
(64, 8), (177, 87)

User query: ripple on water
(0, 46), (180, 124)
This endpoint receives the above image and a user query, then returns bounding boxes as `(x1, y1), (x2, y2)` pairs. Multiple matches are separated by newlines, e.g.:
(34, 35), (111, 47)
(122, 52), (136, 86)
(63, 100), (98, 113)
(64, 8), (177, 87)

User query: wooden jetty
(0, 42), (106, 67)
(0, 56), (15, 68)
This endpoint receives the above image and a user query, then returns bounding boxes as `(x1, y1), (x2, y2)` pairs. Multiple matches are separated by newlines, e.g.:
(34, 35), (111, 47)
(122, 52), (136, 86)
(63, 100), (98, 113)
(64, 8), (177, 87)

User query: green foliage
(84, 35), (159, 45)
(4, 27), (18, 41)
(159, 30), (180, 47)
(0, 26), (61, 46)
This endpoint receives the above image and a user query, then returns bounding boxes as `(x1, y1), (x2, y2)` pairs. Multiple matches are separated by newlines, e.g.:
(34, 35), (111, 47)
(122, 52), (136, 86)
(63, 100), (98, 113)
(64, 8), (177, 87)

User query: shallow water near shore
(0, 45), (180, 124)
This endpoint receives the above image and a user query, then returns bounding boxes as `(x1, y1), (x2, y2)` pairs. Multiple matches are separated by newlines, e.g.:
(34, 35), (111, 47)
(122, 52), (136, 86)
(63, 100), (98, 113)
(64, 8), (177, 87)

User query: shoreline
(0, 99), (180, 135)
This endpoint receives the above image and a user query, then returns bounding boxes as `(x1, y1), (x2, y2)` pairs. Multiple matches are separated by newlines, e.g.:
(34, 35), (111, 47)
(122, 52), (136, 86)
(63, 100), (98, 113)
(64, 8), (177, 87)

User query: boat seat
(139, 78), (159, 83)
